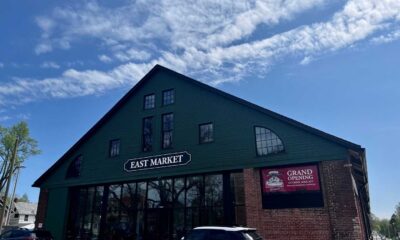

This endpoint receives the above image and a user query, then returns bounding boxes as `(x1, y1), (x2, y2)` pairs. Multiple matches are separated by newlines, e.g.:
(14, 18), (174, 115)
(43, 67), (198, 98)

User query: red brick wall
(243, 160), (366, 240)
(35, 188), (49, 229)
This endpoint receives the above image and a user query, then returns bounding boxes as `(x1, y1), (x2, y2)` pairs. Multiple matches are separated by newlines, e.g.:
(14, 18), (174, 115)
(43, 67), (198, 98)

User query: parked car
(0, 228), (53, 240)
(181, 226), (263, 240)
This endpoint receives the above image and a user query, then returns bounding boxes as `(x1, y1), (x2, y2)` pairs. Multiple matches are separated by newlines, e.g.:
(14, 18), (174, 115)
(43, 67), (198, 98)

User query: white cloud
(114, 48), (151, 62)
(36, 16), (55, 37)
(98, 54), (112, 63)
(0, 62), (4, 68)
(0, 62), (155, 105)
(35, 43), (53, 55)
(41, 61), (60, 69)
(371, 29), (400, 44)
(300, 56), (313, 65)
(3, 0), (399, 106)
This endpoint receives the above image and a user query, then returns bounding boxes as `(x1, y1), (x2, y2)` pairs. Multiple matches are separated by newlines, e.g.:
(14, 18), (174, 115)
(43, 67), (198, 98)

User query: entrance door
(145, 208), (173, 240)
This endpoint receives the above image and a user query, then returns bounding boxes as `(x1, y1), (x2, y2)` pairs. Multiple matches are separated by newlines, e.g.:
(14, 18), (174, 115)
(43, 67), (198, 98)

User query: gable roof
(33, 64), (363, 187)
(15, 202), (37, 215)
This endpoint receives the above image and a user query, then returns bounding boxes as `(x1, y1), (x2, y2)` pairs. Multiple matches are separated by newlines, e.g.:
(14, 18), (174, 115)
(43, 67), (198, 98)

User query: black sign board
(124, 151), (191, 172)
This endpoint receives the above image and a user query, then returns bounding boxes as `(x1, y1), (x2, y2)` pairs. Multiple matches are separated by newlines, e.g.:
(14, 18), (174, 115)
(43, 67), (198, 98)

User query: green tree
(0, 122), (40, 228)
(19, 193), (29, 203)
(0, 121), (40, 193)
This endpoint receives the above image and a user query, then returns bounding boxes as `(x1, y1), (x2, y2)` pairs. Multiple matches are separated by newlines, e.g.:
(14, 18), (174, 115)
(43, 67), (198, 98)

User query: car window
(11, 230), (30, 238)
(208, 230), (242, 240)
(185, 230), (209, 240)
(242, 231), (263, 240)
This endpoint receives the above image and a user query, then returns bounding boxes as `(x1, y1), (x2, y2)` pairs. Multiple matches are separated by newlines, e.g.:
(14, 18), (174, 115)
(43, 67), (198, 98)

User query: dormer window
(254, 127), (284, 156)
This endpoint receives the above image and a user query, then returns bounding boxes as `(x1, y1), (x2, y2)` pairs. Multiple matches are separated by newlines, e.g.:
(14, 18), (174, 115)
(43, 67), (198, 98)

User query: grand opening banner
(261, 164), (320, 193)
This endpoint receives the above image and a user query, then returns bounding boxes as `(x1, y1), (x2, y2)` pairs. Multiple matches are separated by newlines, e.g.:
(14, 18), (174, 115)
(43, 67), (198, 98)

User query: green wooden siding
(39, 69), (349, 189)
(44, 187), (69, 240)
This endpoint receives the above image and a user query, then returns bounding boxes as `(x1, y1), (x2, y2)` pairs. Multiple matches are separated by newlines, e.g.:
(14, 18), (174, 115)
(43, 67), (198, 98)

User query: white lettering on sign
(287, 168), (314, 181)
(124, 152), (191, 172)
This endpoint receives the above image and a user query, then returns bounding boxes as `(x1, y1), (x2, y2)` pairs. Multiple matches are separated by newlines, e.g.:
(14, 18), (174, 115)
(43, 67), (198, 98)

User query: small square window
(162, 89), (174, 106)
(24, 215), (29, 221)
(109, 139), (120, 157)
(144, 94), (155, 109)
(199, 123), (214, 143)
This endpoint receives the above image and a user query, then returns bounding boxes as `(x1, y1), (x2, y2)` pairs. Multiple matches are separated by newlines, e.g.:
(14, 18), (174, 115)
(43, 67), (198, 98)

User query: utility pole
(0, 138), (18, 232)
(5, 165), (25, 226)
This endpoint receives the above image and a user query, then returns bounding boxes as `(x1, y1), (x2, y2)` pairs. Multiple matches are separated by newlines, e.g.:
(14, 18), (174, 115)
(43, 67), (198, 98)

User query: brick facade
(244, 160), (366, 240)
(35, 188), (49, 229)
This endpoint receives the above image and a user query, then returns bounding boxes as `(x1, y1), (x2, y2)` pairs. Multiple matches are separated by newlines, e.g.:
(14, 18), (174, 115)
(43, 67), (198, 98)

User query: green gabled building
(33, 65), (371, 240)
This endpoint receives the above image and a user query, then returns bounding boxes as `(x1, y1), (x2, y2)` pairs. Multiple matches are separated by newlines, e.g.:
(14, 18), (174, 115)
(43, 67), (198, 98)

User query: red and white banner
(261, 165), (320, 193)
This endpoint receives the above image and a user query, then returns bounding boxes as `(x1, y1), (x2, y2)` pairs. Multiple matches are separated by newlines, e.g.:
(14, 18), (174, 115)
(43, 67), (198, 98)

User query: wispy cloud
(0, 63), (154, 106)
(41, 61), (60, 69)
(0, 116), (11, 122)
(35, 43), (53, 55)
(114, 48), (152, 62)
(0, 62), (4, 68)
(1, 0), (399, 106)
(371, 29), (400, 44)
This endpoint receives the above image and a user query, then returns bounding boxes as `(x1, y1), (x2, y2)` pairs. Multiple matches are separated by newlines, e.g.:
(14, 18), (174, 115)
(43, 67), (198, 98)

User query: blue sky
(1, 0), (399, 219)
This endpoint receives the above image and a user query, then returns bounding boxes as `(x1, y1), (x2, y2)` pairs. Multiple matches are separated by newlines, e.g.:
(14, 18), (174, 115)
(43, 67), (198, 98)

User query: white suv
(181, 226), (263, 240)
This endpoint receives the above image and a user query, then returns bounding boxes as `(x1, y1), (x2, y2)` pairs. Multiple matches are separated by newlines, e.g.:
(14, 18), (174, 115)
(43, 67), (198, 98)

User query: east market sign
(124, 151), (191, 172)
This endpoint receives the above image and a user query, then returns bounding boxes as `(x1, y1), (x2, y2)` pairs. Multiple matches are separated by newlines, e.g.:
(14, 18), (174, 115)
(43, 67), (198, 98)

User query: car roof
(193, 226), (257, 232)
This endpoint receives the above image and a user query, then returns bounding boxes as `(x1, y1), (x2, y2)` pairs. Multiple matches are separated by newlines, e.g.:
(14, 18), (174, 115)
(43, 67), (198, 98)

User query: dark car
(0, 228), (53, 240)
(182, 226), (263, 240)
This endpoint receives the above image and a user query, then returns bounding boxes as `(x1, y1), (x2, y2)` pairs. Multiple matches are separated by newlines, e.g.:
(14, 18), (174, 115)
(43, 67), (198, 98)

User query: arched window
(254, 127), (284, 156)
(66, 155), (82, 178)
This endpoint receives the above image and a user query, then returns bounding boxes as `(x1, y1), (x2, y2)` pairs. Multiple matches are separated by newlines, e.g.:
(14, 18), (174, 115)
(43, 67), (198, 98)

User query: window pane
(163, 114), (174, 130)
(204, 175), (222, 207)
(66, 155), (82, 178)
(82, 187), (95, 235)
(120, 183), (136, 239)
(255, 127), (284, 156)
(144, 94), (155, 109)
(91, 186), (103, 239)
(186, 176), (203, 207)
(163, 89), (174, 105)
(137, 182), (147, 210)
(142, 117), (153, 152)
(147, 180), (173, 208)
(173, 178), (185, 207)
(109, 139), (120, 157)
(200, 123), (214, 143)
(162, 113), (174, 149)
(163, 131), (173, 149)
(104, 185), (122, 238)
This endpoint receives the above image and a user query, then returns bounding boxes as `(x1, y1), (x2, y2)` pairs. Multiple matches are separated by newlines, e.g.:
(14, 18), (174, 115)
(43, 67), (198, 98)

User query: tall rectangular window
(144, 94), (155, 109)
(109, 139), (120, 157)
(162, 89), (174, 106)
(162, 113), (174, 149)
(142, 117), (153, 152)
(199, 123), (214, 143)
